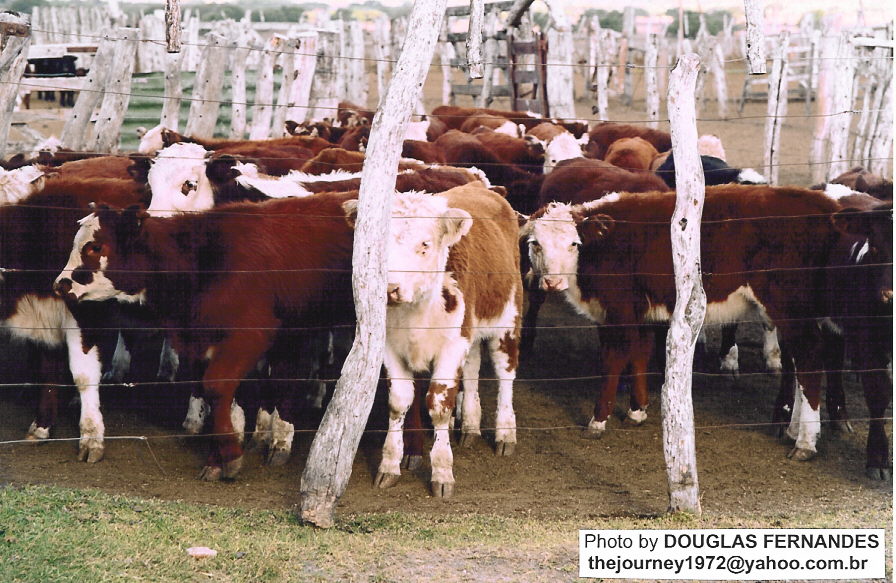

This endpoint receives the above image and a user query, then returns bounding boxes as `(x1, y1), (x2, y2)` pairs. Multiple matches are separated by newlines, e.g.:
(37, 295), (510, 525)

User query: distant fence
(0, 5), (892, 180)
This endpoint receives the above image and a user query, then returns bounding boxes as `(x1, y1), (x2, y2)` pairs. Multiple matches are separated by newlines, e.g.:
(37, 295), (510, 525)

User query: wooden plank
(248, 34), (281, 139)
(0, 11), (31, 160)
(166, 0), (182, 53)
(743, 0), (767, 74)
(763, 31), (789, 185)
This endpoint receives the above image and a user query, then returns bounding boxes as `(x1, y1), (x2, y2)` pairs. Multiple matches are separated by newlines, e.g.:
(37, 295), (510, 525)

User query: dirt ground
(0, 69), (890, 527)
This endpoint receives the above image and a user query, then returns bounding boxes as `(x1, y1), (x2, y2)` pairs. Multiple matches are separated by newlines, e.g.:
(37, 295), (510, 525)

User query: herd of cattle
(0, 102), (891, 498)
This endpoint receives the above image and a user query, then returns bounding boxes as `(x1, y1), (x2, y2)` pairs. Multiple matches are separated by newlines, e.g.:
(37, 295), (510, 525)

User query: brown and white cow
(344, 183), (523, 497)
(54, 192), (358, 480)
(520, 185), (873, 465)
(584, 122), (672, 160)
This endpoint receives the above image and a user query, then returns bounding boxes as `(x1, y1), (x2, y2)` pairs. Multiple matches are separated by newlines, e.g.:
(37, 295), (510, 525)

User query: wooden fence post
(61, 31), (117, 150)
(826, 33), (857, 180)
(166, 0), (181, 52)
(809, 31), (837, 184)
(466, 0), (484, 79)
(184, 32), (229, 140)
(743, 0), (766, 74)
(160, 50), (184, 131)
(474, 8), (499, 108)
(763, 31), (789, 185)
(228, 26), (254, 138)
(91, 27), (138, 153)
(664, 52), (704, 516)
(375, 15), (393, 104)
(592, 30), (617, 121)
(645, 34), (659, 128)
(308, 29), (340, 123)
(345, 21), (368, 106)
(299, 0), (448, 529)
(546, 8), (576, 120)
(286, 31), (318, 125)
(621, 6), (635, 107)
(0, 12), (31, 160)
(271, 36), (298, 137)
(249, 34), (281, 139)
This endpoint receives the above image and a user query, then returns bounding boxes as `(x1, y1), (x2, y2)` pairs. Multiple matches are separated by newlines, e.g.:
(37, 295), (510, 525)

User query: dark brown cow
(2, 176), (147, 461)
(521, 185), (883, 469)
(54, 192), (358, 480)
(584, 122), (672, 160)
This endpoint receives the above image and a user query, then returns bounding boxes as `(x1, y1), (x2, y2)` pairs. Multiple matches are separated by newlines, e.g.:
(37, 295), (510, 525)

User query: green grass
(0, 484), (890, 582)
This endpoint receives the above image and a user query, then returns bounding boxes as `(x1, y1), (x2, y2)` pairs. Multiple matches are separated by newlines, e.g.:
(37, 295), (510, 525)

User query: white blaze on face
(0, 165), (45, 205)
(386, 192), (472, 305)
(523, 202), (581, 292)
(146, 143), (215, 217)
(543, 132), (582, 174)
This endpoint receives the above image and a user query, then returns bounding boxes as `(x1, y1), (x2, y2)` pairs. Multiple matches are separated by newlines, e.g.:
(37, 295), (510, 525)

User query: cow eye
(182, 180), (197, 195)
(83, 242), (102, 256)
(529, 240), (541, 249)
(571, 241), (581, 249)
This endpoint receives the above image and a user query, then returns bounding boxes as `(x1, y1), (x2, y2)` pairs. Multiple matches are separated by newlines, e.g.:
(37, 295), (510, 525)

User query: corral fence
(0, 4), (891, 181)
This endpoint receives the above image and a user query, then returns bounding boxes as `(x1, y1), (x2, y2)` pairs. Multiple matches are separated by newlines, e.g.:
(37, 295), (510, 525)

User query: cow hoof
(266, 448), (290, 467)
(26, 422), (50, 441)
(865, 466), (892, 481)
(830, 419), (855, 434)
(78, 445), (104, 464)
(199, 465), (222, 481)
(787, 447), (816, 462)
(431, 481), (454, 498)
(581, 427), (605, 439)
(459, 432), (482, 448)
(222, 457), (243, 479)
(374, 471), (400, 489)
(495, 441), (515, 456)
(401, 455), (422, 471)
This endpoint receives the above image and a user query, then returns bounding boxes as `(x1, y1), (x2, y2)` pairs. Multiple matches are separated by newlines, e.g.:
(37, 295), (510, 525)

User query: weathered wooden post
(474, 7), (499, 108)
(0, 11), (31, 160)
(159, 0), (183, 132)
(663, 52), (704, 515)
(437, 18), (454, 105)
(809, 30), (837, 184)
(249, 34), (281, 139)
(91, 27), (138, 153)
(621, 6), (636, 107)
(592, 29), (617, 121)
(345, 21), (368, 106)
(466, 0), (484, 79)
(165, 0), (181, 52)
(645, 33), (660, 128)
(272, 36), (298, 137)
(763, 31), (789, 185)
(299, 0), (448, 529)
(184, 32), (229, 140)
(308, 29), (340, 123)
(743, 0), (766, 74)
(545, 2), (577, 120)
(228, 27), (253, 138)
(61, 31), (117, 150)
(286, 31), (318, 125)
(374, 15), (393, 103)
(826, 32), (857, 180)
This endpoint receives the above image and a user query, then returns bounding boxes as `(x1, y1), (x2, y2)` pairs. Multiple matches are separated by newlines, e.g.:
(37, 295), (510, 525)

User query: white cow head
(542, 132), (583, 174)
(343, 192), (472, 305)
(146, 143), (215, 217)
(0, 165), (46, 205)
(520, 202), (582, 292)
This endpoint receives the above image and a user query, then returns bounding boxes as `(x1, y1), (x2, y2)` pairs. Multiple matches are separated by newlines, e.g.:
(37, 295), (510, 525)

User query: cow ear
(516, 211), (530, 228)
(206, 154), (242, 184)
(854, 174), (870, 193)
(127, 154), (152, 184)
(578, 213), (615, 244)
(161, 128), (181, 147)
(342, 199), (359, 229)
(440, 207), (473, 246)
(284, 120), (298, 135)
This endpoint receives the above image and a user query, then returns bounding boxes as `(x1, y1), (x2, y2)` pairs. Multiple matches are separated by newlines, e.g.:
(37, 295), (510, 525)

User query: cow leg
(625, 327), (652, 425)
(861, 369), (892, 480)
(376, 352), (414, 489)
(820, 323), (852, 433)
(785, 333), (825, 462)
(459, 340), (483, 447)
(401, 378), (426, 470)
(718, 323), (739, 375)
(198, 332), (271, 481)
(520, 287), (545, 356)
(762, 322), (782, 372)
(584, 327), (629, 439)
(488, 331), (519, 456)
(26, 344), (66, 441)
(427, 342), (467, 498)
(64, 321), (105, 463)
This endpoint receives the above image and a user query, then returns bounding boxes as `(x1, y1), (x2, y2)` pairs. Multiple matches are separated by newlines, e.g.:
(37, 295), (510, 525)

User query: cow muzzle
(53, 277), (78, 301)
(541, 276), (568, 292)
(386, 283), (404, 305)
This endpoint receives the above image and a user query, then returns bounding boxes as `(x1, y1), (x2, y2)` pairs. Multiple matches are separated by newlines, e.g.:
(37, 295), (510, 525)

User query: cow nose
(882, 289), (893, 305)
(54, 278), (73, 298)
(542, 276), (567, 291)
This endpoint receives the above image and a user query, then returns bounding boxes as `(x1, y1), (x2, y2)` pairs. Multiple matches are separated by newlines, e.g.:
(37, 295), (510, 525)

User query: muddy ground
(0, 70), (890, 525)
